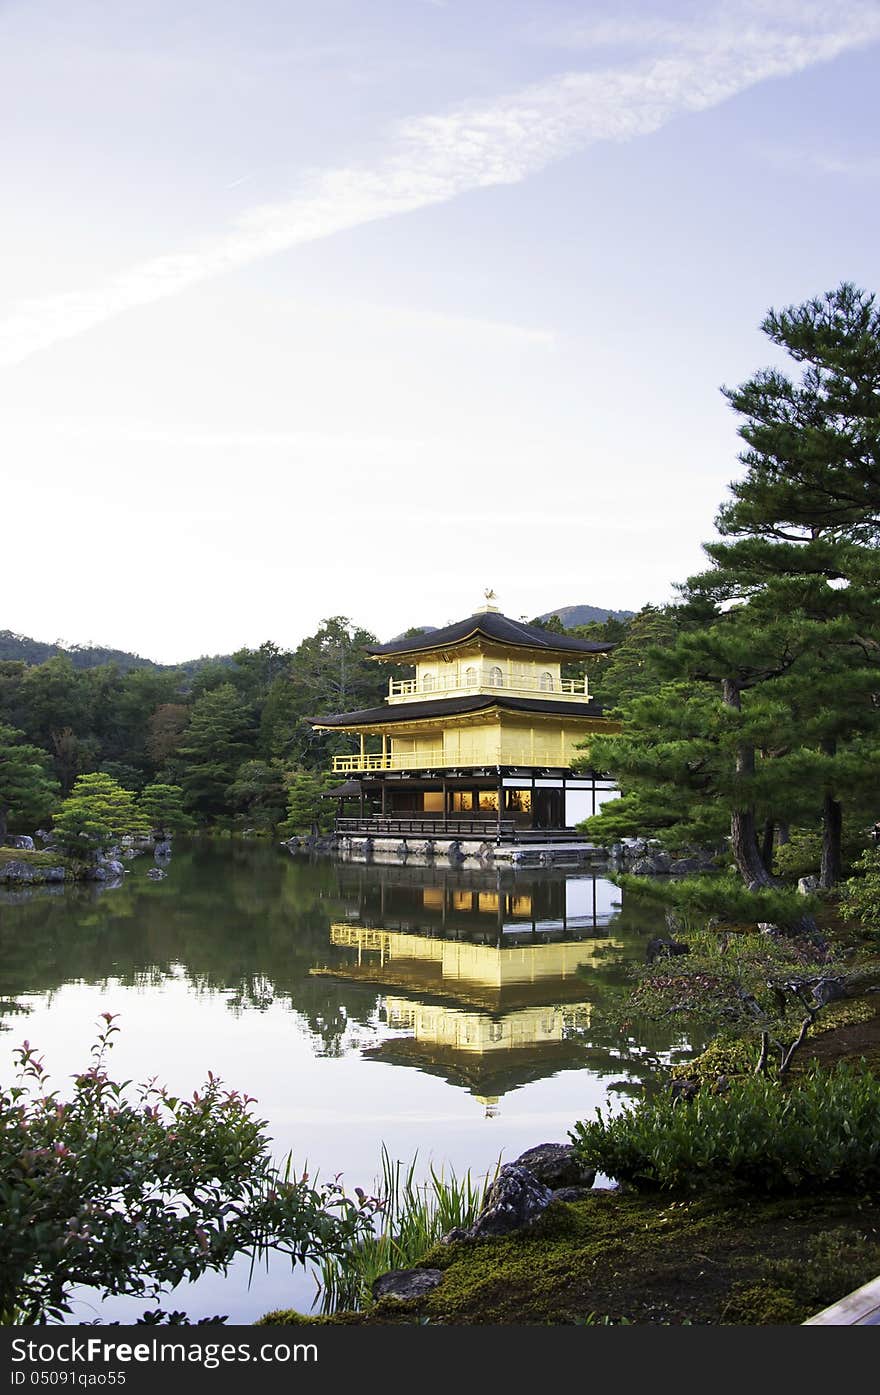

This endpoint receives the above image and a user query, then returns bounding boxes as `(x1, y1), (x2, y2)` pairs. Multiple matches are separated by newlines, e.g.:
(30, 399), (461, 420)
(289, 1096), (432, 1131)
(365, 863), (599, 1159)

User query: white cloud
(1, 1), (878, 368)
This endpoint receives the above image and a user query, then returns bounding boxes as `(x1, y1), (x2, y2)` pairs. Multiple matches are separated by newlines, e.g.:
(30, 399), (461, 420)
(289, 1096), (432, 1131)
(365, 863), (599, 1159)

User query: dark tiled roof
(308, 693), (607, 728)
(367, 611), (615, 657)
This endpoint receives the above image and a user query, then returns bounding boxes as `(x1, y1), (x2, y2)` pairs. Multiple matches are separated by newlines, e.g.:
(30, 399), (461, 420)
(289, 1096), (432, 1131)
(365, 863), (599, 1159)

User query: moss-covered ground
(260, 1189), (880, 1326)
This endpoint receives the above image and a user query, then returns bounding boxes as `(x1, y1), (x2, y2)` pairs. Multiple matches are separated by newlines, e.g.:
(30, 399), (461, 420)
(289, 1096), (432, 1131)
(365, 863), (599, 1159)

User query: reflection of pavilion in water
(312, 864), (628, 1109)
(328, 858), (620, 940)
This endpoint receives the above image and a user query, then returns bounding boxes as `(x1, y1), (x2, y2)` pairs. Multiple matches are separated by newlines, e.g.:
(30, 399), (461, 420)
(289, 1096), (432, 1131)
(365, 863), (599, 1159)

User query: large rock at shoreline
(467, 1164), (553, 1238)
(513, 1142), (596, 1191)
(1, 859), (35, 883)
(0, 859), (66, 885)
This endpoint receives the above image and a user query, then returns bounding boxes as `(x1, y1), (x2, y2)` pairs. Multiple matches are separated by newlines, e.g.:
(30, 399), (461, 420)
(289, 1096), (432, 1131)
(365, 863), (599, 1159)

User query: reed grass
(315, 1145), (496, 1313)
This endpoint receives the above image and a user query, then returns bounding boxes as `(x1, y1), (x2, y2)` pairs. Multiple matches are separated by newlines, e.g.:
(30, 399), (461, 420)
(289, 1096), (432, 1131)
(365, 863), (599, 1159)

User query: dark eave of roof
(367, 611), (615, 658)
(308, 693), (607, 728)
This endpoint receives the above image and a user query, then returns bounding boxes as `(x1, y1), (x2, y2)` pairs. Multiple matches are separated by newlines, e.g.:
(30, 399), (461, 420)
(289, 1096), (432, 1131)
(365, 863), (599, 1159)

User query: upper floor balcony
(387, 669), (590, 704)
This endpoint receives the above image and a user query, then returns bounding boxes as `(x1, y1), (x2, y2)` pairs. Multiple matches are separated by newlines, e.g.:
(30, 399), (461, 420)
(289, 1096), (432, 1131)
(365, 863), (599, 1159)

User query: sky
(1, 0), (879, 663)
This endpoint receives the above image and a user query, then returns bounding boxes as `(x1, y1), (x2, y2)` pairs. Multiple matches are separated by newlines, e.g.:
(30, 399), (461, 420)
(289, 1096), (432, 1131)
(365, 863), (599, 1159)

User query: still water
(0, 839), (700, 1322)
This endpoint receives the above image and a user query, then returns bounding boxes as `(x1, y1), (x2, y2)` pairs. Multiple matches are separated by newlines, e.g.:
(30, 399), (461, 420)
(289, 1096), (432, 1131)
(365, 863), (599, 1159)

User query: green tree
(0, 1019), (378, 1323)
(226, 760), (288, 831)
(146, 702), (190, 774)
(583, 285), (880, 901)
(53, 772), (149, 858)
(0, 724), (59, 841)
(694, 283), (880, 886)
(585, 606), (682, 709)
(177, 684), (255, 819)
(139, 783), (194, 838)
(281, 770), (335, 835)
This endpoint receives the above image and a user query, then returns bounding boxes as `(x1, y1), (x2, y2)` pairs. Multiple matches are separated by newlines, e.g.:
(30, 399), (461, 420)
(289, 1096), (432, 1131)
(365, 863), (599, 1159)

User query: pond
(0, 838), (702, 1323)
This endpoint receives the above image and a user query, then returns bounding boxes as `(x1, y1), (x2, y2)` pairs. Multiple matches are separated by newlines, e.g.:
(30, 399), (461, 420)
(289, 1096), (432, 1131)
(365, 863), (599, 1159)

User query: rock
(467, 1164), (552, 1238)
(623, 838), (649, 856)
(512, 1142), (596, 1191)
(0, 860), (34, 883)
(669, 1078), (699, 1102)
(44, 866), (66, 882)
(646, 936), (690, 964)
(669, 857), (705, 875)
(146, 867), (167, 880)
(371, 1268), (444, 1302)
(758, 922), (782, 937)
(9, 835), (35, 850)
(34, 829), (52, 845)
(550, 1186), (595, 1203)
(798, 875), (819, 895)
(99, 859), (125, 878)
(120, 836), (134, 847)
(630, 856), (670, 876)
(440, 1226), (469, 1245)
(154, 840), (172, 859)
(447, 840), (465, 864)
(810, 977), (847, 1007)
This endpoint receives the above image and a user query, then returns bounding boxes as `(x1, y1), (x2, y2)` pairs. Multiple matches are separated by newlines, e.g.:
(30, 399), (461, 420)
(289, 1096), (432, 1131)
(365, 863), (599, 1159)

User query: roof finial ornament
(478, 587), (500, 614)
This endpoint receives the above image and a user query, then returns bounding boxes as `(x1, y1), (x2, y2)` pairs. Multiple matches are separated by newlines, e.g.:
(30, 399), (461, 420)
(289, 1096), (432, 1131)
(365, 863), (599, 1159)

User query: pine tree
(0, 724), (59, 841)
(53, 773), (149, 857)
(139, 783), (194, 838)
(177, 684), (255, 818)
(693, 283), (880, 885)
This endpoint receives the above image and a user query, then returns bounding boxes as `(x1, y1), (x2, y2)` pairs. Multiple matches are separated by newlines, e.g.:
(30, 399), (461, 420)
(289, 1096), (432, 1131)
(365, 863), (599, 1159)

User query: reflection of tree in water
(0, 844), (707, 1085)
(0, 842), (377, 1053)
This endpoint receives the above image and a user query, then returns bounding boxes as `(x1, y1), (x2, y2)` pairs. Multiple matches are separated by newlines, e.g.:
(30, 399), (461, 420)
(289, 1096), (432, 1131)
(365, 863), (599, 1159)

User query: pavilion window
(464, 665), (477, 685)
(422, 673), (435, 691)
(489, 665), (503, 687)
(540, 671), (554, 690)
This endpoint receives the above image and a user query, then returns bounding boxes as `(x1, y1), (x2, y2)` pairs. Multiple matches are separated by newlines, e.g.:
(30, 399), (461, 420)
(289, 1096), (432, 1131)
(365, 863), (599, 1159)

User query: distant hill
(0, 629), (232, 676)
(538, 604), (636, 628)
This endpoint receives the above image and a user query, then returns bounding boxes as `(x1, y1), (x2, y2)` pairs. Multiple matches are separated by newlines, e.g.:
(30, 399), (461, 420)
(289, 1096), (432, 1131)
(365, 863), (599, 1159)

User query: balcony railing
(330, 747), (576, 773)
(387, 671), (590, 702)
(336, 816), (518, 836)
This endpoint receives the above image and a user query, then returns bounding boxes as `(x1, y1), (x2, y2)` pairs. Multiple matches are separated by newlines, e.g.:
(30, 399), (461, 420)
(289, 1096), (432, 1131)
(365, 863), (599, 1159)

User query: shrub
(772, 831), (822, 880)
(569, 1063), (880, 1194)
(839, 848), (880, 934)
(618, 873), (818, 931)
(0, 1017), (378, 1322)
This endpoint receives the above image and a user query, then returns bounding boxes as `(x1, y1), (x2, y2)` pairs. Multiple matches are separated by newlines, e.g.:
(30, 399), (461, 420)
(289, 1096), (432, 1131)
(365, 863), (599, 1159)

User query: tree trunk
(820, 792), (843, 889)
(0, 803), (7, 842)
(761, 820), (775, 876)
(777, 822), (790, 846)
(722, 679), (776, 889)
(819, 739), (842, 890)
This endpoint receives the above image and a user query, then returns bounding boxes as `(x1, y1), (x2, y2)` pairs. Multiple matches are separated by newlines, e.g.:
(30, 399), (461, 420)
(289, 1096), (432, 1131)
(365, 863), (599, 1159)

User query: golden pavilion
(308, 597), (620, 847)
